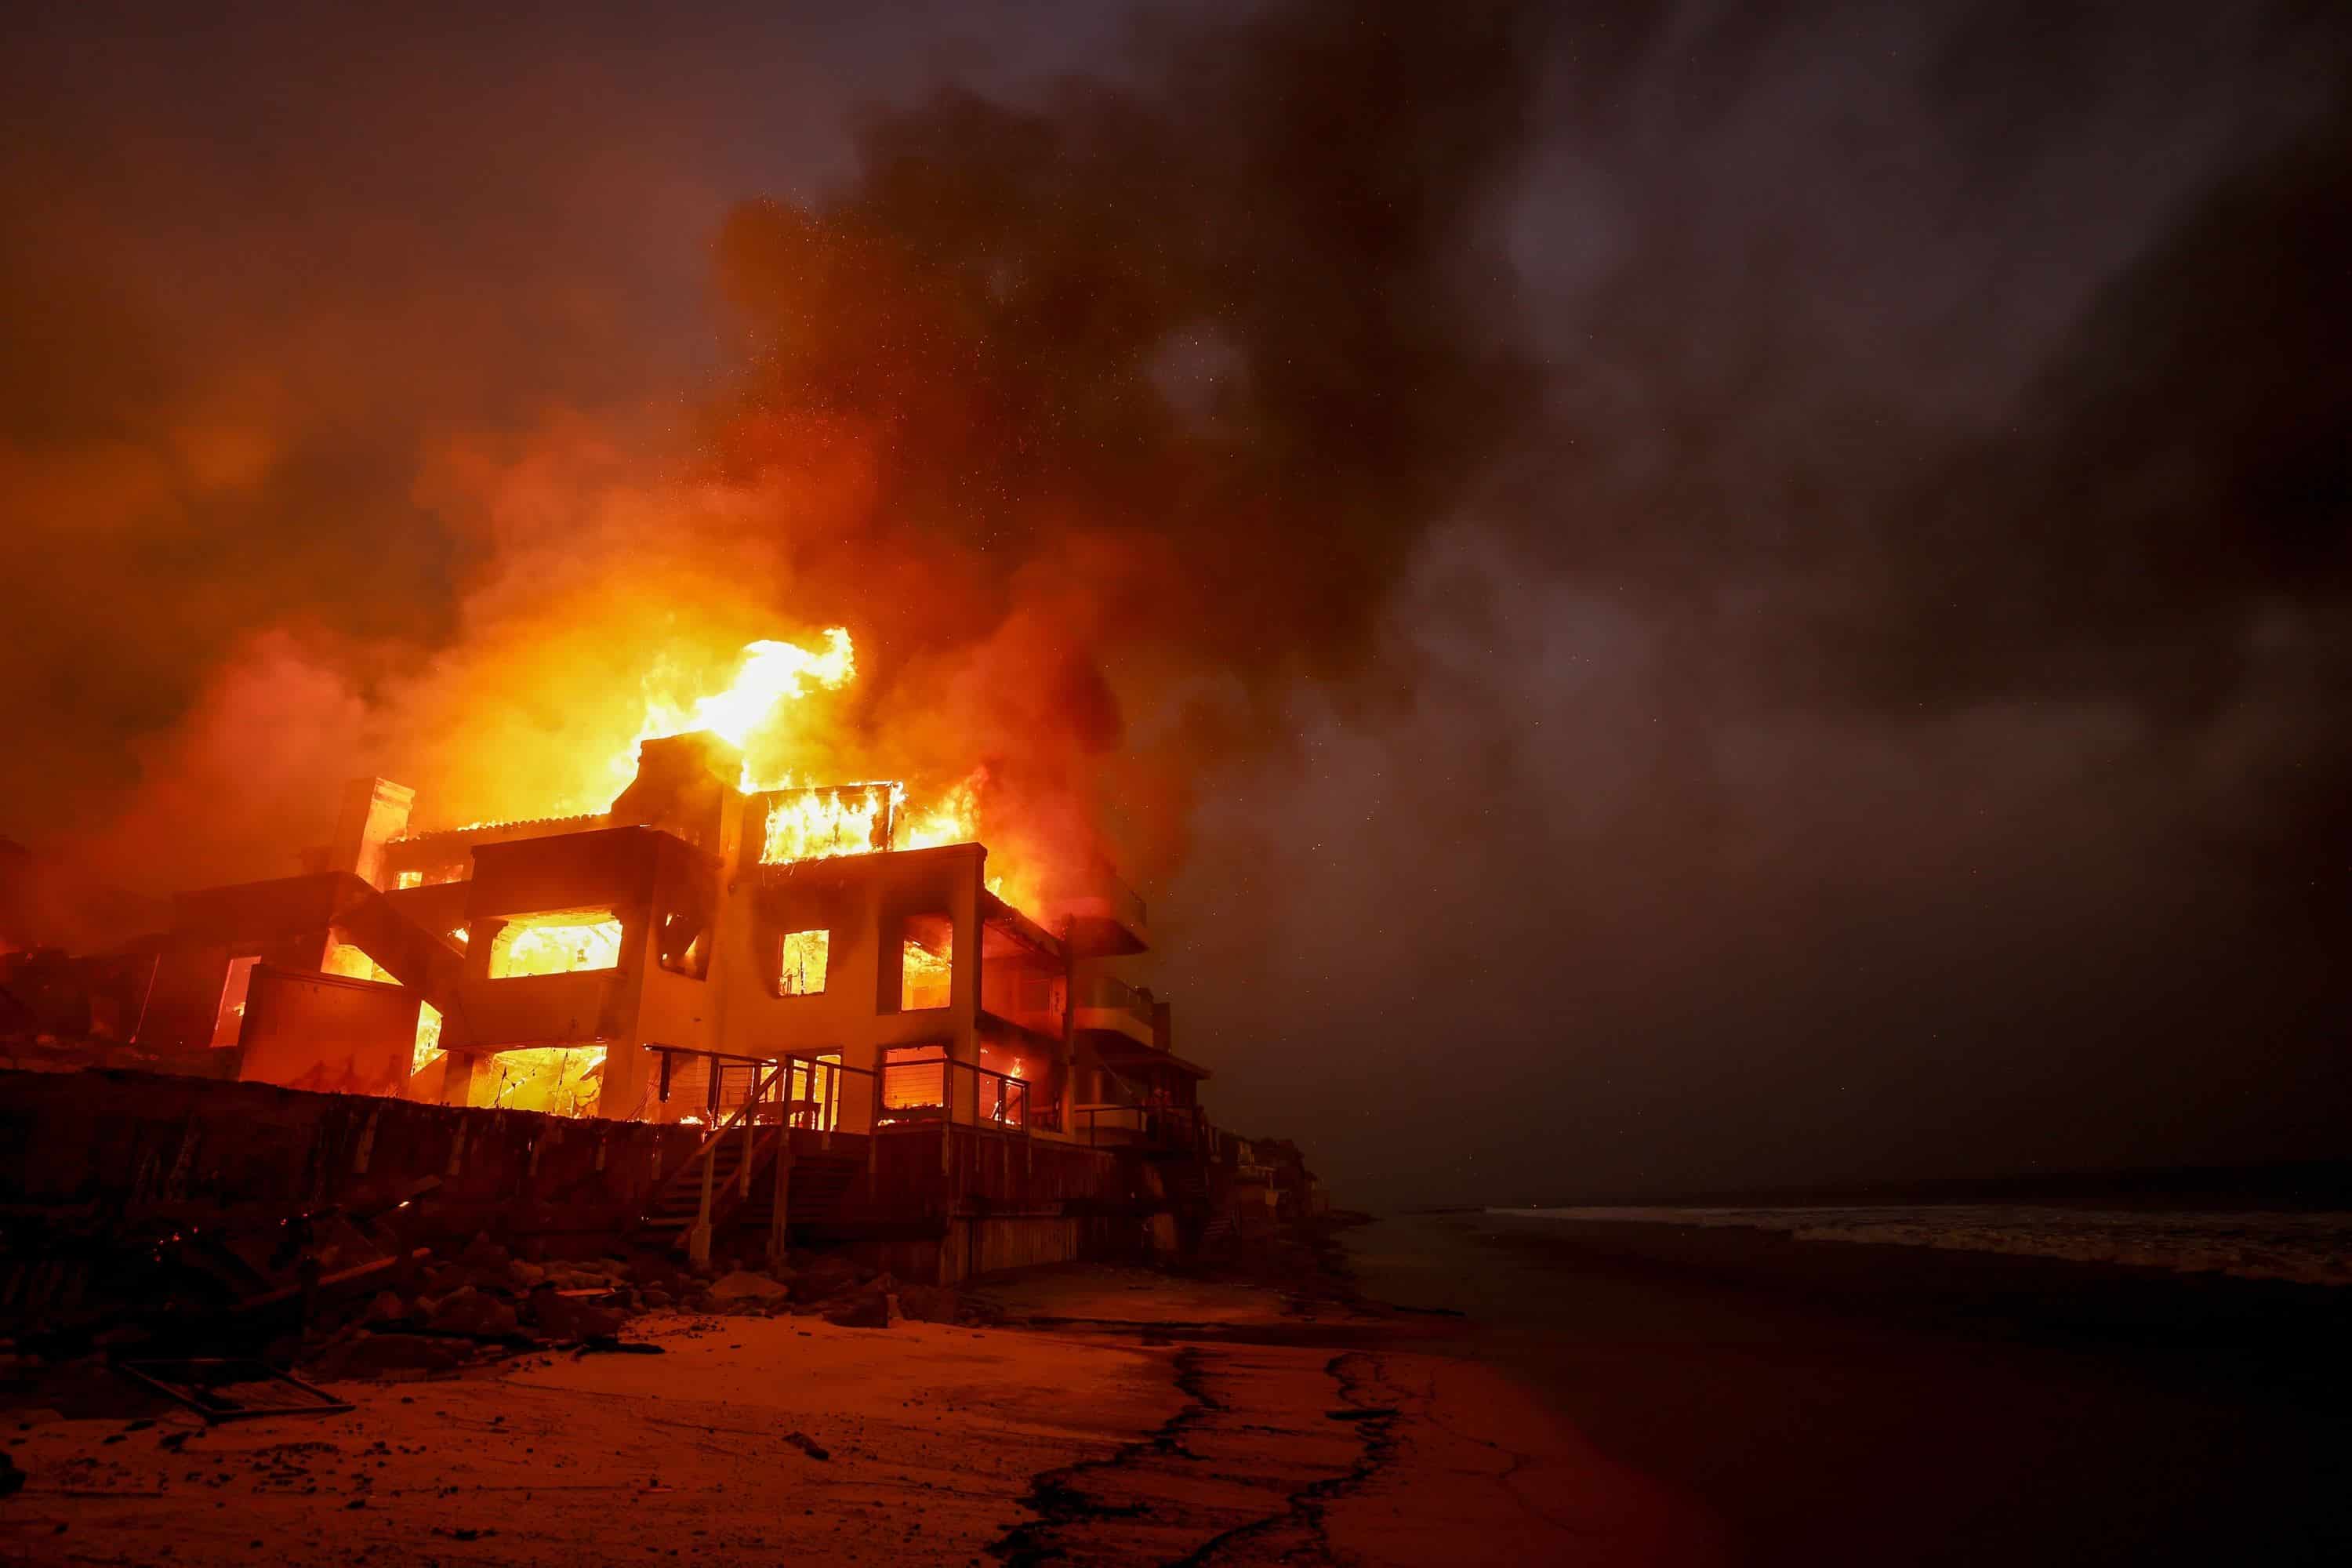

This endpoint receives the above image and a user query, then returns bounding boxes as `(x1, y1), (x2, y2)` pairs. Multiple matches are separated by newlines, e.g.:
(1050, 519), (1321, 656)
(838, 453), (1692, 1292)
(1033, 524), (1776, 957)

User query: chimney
(608, 731), (744, 856)
(328, 778), (416, 889)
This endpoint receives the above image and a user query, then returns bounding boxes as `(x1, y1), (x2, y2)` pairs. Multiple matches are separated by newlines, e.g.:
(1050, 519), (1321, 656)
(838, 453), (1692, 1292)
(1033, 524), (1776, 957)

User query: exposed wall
(848, 1217), (1145, 1285)
(724, 843), (988, 1105)
(234, 964), (419, 1098)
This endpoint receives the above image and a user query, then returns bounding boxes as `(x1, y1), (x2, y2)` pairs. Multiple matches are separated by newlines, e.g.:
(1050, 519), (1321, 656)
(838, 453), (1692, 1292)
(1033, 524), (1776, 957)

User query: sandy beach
(8, 1219), (2347, 1566)
(0, 1258), (1711, 1568)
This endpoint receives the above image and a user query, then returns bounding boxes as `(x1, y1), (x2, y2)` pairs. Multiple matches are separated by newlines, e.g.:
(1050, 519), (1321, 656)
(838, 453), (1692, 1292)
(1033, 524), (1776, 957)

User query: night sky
(5, 2), (2347, 1207)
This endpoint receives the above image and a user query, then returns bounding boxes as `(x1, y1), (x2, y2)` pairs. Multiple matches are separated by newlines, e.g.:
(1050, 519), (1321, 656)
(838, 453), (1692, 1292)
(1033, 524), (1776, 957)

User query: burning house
(2, 631), (1232, 1284)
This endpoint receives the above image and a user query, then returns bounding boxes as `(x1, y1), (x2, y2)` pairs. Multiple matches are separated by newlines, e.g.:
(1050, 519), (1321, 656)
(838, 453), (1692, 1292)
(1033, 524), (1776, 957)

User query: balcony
(980, 965), (1065, 1043)
(1073, 974), (1156, 1049)
(1072, 1102), (1208, 1154)
(1044, 869), (1148, 957)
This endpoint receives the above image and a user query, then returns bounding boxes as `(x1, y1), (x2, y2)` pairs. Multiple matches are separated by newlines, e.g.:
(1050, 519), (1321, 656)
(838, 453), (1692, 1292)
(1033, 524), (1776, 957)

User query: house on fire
(5, 731), (1231, 1280)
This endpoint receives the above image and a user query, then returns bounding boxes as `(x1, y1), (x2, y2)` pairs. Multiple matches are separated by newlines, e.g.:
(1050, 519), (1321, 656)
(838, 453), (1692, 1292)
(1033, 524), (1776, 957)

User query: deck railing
(1075, 1101), (1208, 1155)
(1073, 973), (1155, 1031)
(644, 1046), (882, 1267)
(869, 1053), (1060, 1134)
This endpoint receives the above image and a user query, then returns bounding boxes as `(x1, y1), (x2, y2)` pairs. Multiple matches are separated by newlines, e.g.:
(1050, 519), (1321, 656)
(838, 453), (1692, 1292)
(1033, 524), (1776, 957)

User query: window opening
(779, 929), (830, 996)
(487, 909), (622, 978)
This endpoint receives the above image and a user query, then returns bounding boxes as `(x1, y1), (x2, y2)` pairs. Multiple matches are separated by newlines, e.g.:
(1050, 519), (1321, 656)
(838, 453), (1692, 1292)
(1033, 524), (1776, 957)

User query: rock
(630, 1256), (685, 1291)
(506, 1260), (546, 1290)
(894, 1284), (957, 1323)
(638, 1288), (673, 1310)
(789, 1255), (865, 1303)
(425, 1287), (519, 1338)
(461, 1267), (518, 1297)
(361, 1291), (408, 1325)
(310, 1333), (469, 1380)
(822, 1286), (899, 1329)
(528, 1287), (623, 1341)
(706, 1270), (789, 1303)
(572, 1304), (626, 1338)
(543, 1263), (619, 1291)
(459, 1235), (510, 1272)
(0, 1451), (24, 1497)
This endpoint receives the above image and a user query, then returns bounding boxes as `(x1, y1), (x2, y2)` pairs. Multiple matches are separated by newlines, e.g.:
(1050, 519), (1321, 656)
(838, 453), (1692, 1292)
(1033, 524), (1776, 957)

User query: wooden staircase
(637, 1129), (782, 1251)
(637, 1132), (869, 1253)
(735, 1151), (863, 1233)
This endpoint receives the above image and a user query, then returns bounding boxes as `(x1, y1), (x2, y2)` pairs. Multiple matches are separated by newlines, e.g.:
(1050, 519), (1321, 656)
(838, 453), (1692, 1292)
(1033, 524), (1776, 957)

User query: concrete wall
(850, 1216), (1142, 1286)
(234, 965), (419, 1099)
(420, 813), (1000, 1131)
(728, 842), (986, 1082)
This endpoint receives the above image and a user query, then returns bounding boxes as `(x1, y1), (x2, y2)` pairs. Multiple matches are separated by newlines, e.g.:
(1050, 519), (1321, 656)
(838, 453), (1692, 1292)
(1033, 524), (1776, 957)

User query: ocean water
(1491, 1204), (2352, 1287)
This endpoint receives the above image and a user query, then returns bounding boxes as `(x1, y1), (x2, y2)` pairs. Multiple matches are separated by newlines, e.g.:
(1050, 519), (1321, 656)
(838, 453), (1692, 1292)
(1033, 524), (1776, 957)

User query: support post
(739, 1076), (757, 1200)
(768, 1066), (794, 1270)
(688, 1138), (717, 1269)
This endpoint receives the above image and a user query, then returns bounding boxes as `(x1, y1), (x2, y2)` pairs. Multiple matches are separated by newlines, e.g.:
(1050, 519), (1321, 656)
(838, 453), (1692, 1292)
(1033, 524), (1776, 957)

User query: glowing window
(483, 1045), (607, 1117)
(412, 1002), (443, 1073)
(659, 912), (710, 980)
(899, 913), (952, 1011)
(881, 1045), (948, 1112)
(210, 955), (260, 1047)
(322, 941), (390, 982)
(487, 909), (622, 978)
(978, 1040), (1033, 1127)
(788, 1051), (844, 1129)
(779, 929), (829, 996)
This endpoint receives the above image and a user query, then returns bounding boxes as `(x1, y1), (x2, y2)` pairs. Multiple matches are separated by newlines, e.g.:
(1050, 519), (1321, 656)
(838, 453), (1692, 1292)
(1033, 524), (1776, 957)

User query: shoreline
(12, 1215), (2345, 1565)
(1341, 1210), (2352, 1568)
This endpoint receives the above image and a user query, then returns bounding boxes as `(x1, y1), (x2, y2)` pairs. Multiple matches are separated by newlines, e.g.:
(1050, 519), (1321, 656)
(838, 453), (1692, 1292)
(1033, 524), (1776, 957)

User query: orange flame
(759, 782), (900, 864)
(430, 624), (1042, 913)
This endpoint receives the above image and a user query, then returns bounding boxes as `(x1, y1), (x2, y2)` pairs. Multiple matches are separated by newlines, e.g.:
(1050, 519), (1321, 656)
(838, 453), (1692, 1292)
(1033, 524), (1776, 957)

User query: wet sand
(1343, 1211), (2352, 1566)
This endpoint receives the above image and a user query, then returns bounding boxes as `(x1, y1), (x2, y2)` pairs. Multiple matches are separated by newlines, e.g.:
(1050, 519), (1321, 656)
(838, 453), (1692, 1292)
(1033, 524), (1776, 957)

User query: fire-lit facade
(119, 730), (1202, 1146)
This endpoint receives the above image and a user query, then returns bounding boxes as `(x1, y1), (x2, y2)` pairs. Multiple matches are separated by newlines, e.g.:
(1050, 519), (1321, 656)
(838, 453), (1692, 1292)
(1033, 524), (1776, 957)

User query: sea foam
(1491, 1205), (2352, 1287)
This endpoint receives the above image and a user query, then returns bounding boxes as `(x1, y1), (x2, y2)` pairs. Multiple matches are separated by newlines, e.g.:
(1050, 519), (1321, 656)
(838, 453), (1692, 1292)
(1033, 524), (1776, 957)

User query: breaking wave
(1491, 1205), (2352, 1287)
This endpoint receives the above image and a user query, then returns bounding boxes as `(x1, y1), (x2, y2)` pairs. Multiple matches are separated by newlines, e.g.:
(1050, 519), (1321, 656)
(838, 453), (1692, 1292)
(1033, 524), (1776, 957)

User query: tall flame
(617, 630), (1029, 909)
(618, 627), (855, 797)
(760, 782), (900, 864)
